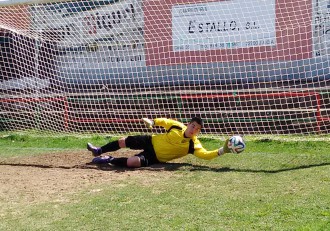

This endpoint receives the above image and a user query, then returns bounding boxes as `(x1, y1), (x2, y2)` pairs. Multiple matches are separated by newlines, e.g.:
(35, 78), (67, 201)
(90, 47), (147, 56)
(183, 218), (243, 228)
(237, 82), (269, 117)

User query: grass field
(0, 133), (329, 231)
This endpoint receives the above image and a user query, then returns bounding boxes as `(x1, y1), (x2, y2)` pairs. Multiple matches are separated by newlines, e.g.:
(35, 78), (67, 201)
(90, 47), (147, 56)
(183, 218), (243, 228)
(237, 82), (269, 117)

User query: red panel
(0, 5), (31, 31)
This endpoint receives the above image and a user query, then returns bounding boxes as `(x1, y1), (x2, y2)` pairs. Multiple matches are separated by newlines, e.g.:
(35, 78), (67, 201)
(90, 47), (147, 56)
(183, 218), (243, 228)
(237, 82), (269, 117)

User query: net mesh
(0, 0), (329, 136)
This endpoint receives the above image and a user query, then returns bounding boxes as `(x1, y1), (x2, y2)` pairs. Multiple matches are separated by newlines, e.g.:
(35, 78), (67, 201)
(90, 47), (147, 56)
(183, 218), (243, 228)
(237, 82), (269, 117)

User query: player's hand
(223, 138), (231, 153)
(142, 118), (154, 129)
(218, 138), (231, 155)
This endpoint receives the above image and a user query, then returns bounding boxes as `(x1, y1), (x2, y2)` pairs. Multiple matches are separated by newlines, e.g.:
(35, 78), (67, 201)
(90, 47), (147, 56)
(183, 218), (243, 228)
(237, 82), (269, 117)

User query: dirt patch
(0, 150), (183, 209)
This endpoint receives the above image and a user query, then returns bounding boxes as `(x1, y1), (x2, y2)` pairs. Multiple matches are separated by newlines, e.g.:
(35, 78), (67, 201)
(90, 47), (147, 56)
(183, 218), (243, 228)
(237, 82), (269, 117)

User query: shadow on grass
(146, 162), (330, 173)
(175, 162), (330, 173)
(0, 161), (329, 174)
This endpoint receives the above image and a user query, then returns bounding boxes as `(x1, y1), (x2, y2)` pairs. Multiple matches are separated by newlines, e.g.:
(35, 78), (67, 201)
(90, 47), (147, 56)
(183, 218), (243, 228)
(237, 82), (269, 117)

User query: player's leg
(115, 152), (153, 168)
(125, 135), (159, 167)
(125, 135), (151, 150)
(92, 135), (156, 168)
(127, 156), (141, 167)
(92, 154), (141, 167)
(87, 137), (126, 156)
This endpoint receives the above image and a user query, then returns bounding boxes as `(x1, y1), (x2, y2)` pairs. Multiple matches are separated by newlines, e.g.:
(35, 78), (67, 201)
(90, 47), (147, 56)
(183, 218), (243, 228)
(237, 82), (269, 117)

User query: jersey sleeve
(193, 139), (219, 160)
(154, 118), (183, 130)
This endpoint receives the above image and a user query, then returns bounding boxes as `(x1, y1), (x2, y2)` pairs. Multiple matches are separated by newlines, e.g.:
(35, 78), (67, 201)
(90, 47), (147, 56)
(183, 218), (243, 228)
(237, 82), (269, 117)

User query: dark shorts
(125, 135), (159, 167)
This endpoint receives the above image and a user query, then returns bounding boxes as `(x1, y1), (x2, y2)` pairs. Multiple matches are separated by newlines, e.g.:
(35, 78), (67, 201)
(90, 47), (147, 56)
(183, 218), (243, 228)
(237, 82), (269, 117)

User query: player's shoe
(92, 155), (113, 164)
(87, 143), (102, 156)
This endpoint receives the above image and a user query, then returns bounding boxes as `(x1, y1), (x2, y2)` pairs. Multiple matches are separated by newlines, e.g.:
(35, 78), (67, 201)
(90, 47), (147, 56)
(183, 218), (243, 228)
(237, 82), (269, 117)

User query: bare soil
(0, 150), (182, 210)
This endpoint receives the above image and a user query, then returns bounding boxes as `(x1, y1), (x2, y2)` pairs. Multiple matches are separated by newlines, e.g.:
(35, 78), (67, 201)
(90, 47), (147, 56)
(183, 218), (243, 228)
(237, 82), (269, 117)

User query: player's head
(190, 117), (203, 127)
(185, 117), (203, 138)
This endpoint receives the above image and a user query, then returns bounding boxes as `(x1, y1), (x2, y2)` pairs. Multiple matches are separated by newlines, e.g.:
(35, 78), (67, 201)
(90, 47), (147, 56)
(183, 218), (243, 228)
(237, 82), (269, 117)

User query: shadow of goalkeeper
(91, 161), (330, 174)
(0, 161), (329, 174)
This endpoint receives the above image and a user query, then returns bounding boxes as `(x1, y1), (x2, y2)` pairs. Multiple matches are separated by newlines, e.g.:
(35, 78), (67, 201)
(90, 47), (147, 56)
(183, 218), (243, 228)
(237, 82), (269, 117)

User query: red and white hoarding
(144, 0), (313, 66)
(0, 0), (324, 68)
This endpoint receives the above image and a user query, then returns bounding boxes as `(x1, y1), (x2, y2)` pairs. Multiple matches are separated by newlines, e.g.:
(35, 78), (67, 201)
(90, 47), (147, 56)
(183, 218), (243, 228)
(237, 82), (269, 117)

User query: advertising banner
(144, 0), (313, 66)
(29, 0), (145, 69)
(313, 0), (330, 56)
(172, 0), (276, 51)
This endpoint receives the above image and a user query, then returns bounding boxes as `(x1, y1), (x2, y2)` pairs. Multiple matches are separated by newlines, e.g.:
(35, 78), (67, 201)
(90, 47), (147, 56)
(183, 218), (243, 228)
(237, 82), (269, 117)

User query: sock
(101, 141), (120, 153)
(109, 157), (128, 167)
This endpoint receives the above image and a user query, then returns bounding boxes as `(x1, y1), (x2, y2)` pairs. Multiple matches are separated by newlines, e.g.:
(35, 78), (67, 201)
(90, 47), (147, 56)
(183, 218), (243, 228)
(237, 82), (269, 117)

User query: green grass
(0, 133), (113, 156)
(0, 133), (329, 230)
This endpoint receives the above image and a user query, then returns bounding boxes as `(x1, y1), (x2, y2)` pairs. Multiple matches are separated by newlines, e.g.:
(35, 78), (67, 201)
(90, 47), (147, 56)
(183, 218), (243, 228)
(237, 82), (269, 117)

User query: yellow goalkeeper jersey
(151, 118), (219, 162)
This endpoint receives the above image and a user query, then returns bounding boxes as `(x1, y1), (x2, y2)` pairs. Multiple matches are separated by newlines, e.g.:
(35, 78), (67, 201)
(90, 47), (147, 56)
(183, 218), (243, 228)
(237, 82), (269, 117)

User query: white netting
(0, 0), (329, 136)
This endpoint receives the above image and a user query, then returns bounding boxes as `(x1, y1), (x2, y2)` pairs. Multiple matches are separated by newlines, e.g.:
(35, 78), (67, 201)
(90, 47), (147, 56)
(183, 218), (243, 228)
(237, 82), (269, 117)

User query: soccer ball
(228, 135), (246, 154)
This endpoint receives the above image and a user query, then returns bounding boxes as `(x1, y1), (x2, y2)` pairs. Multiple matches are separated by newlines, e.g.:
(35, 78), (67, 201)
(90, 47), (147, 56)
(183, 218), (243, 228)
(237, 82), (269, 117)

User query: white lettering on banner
(30, 0), (140, 46)
(172, 0), (276, 51)
(29, 0), (145, 69)
(313, 0), (330, 56)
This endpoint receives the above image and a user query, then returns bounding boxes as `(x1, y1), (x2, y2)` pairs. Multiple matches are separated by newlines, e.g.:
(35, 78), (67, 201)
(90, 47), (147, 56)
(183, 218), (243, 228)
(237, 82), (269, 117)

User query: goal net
(0, 0), (329, 137)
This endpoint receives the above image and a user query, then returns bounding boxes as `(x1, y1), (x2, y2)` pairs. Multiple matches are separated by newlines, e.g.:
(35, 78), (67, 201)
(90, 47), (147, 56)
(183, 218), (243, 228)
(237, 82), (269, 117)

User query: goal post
(0, 0), (329, 137)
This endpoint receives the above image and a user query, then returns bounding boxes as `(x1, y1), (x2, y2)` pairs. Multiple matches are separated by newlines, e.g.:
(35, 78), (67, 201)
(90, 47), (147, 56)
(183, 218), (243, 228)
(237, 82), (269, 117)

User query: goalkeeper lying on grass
(87, 117), (231, 168)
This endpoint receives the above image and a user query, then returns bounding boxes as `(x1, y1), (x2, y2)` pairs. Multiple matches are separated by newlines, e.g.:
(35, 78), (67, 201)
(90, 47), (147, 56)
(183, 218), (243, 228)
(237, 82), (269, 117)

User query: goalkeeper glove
(218, 138), (231, 156)
(142, 118), (154, 129)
